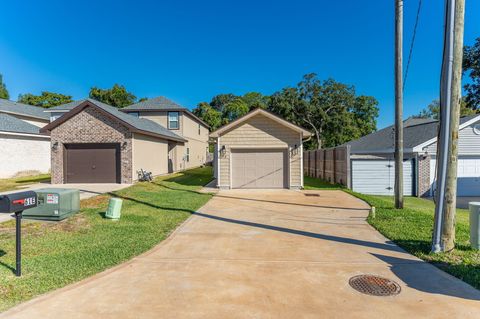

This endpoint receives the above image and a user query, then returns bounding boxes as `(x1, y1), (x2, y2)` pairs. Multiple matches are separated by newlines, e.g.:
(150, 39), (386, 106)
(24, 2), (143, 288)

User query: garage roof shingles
(43, 99), (186, 142)
(345, 115), (479, 153)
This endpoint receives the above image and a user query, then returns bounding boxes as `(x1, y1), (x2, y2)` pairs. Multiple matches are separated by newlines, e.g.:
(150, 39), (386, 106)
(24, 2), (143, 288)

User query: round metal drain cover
(349, 275), (401, 296)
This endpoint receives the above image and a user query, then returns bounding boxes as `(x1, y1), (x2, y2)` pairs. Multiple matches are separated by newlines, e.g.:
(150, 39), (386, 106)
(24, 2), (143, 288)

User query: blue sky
(1, 0), (479, 128)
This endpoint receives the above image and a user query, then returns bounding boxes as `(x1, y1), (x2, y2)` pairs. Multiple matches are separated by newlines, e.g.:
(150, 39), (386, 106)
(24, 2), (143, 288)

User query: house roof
(122, 96), (184, 111)
(345, 114), (480, 153)
(0, 99), (50, 120)
(0, 113), (47, 136)
(43, 100), (84, 112)
(121, 96), (210, 128)
(209, 108), (312, 138)
(40, 99), (187, 142)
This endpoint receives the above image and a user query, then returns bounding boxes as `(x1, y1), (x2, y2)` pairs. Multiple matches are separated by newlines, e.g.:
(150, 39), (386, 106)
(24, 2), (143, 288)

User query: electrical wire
(403, 0), (423, 90)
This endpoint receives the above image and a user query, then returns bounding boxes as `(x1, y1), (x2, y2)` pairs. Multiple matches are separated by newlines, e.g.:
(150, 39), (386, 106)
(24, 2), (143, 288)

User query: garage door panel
(65, 144), (120, 183)
(232, 149), (286, 189)
(352, 159), (413, 196)
(432, 157), (480, 196)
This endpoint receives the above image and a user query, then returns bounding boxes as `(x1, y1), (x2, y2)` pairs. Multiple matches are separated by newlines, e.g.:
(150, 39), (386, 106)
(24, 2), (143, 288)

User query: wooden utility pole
(442, 0), (465, 251)
(394, 0), (404, 209)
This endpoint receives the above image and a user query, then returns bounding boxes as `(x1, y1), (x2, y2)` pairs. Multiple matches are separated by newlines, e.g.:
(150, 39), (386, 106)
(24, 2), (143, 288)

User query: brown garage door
(64, 144), (120, 183)
(232, 149), (287, 189)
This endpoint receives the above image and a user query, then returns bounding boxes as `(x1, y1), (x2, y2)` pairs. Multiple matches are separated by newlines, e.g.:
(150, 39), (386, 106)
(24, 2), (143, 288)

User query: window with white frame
(168, 111), (179, 129)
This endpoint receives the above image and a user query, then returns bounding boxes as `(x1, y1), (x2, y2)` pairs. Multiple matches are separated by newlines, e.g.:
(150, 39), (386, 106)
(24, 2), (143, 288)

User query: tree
(268, 73), (378, 149)
(463, 37), (480, 110)
(18, 91), (73, 108)
(416, 99), (476, 119)
(242, 92), (268, 110)
(192, 102), (222, 130)
(0, 74), (9, 99)
(89, 84), (136, 108)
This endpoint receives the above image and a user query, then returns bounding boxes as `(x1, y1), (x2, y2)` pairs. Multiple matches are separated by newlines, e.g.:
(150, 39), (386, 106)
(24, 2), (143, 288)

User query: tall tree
(89, 84), (136, 108)
(269, 73), (378, 149)
(463, 37), (480, 110)
(416, 99), (476, 119)
(18, 91), (73, 108)
(192, 102), (222, 130)
(242, 92), (268, 110)
(0, 74), (9, 99)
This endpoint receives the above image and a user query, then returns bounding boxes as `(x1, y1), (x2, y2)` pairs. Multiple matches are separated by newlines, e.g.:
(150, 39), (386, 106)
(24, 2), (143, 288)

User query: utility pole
(394, 0), (404, 209)
(432, 0), (465, 253)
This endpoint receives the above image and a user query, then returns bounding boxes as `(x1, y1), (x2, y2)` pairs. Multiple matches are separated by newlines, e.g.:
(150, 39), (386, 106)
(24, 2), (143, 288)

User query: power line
(403, 0), (423, 90)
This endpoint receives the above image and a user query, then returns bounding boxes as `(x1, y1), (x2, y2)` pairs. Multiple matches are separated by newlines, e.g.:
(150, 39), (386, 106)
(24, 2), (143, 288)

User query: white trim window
(168, 111), (179, 130)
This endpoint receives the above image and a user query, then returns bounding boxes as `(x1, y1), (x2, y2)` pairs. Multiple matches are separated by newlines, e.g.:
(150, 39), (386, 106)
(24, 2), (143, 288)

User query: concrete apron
(1, 190), (479, 318)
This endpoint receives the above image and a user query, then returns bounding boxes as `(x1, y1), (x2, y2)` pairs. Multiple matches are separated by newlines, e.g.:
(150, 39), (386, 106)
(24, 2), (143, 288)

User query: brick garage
(42, 100), (186, 184)
(50, 107), (133, 184)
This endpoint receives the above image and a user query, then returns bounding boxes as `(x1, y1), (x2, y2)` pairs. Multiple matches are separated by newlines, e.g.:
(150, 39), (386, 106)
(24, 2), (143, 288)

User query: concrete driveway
(1, 189), (479, 318)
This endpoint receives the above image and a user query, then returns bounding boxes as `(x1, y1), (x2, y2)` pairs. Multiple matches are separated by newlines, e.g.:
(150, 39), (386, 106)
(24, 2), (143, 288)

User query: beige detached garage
(210, 109), (311, 189)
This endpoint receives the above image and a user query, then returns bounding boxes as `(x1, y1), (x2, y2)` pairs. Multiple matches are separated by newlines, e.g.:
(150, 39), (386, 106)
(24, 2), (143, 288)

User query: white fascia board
(413, 115), (480, 152)
(0, 131), (50, 139)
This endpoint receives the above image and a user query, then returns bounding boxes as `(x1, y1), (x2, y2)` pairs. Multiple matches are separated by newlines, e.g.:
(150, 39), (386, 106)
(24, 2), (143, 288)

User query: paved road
(1, 189), (479, 318)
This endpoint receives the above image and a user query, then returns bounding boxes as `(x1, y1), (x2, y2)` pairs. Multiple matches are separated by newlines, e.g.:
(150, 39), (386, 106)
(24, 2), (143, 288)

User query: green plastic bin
(105, 198), (123, 219)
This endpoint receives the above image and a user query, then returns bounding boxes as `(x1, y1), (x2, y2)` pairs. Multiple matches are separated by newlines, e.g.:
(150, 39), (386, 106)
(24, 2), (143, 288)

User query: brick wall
(417, 154), (431, 197)
(50, 106), (133, 184)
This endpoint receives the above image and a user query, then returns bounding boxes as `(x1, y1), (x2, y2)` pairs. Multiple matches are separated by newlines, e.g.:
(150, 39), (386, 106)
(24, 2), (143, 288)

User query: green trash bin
(468, 202), (480, 249)
(105, 198), (123, 220)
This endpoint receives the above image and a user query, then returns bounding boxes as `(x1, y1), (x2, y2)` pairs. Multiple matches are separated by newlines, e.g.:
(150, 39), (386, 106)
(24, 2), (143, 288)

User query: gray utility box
(23, 188), (80, 221)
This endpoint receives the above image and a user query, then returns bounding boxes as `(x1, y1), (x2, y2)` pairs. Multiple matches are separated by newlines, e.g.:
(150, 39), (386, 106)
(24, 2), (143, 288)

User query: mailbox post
(0, 191), (38, 276)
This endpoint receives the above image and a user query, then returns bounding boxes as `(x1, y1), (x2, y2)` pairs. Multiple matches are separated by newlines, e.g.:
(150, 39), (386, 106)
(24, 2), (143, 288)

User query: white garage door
(352, 159), (414, 195)
(430, 157), (480, 196)
(232, 149), (287, 189)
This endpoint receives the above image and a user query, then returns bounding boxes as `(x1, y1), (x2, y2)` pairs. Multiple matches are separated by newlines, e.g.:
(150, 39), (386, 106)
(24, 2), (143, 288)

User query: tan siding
(140, 111), (208, 170)
(132, 133), (169, 177)
(218, 114), (302, 188)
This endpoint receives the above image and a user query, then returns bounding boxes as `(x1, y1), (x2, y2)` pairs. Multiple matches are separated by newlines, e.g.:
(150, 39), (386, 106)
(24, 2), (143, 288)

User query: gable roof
(43, 100), (84, 112)
(121, 96), (210, 129)
(0, 99), (50, 120)
(209, 108), (312, 138)
(40, 99), (187, 142)
(122, 96), (184, 111)
(345, 114), (480, 154)
(0, 113), (47, 136)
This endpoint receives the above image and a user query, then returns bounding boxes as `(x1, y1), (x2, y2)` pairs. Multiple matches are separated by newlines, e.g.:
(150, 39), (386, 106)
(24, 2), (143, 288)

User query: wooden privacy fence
(303, 145), (351, 187)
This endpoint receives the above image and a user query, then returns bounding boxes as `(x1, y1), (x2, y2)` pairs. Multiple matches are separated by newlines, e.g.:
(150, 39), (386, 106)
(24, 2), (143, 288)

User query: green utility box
(105, 198), (123, 219)
(23, 188), (80, 221)
(469, 202), (480, 249)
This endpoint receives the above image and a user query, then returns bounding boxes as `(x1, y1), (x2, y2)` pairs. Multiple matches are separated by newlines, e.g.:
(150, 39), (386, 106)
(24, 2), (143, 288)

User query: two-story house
(41, 97), (209, 184)
(121, 96), (210, 172)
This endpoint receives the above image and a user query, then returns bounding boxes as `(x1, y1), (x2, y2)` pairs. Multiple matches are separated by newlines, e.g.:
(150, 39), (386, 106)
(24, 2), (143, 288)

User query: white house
(0, 99), (50, 178)
(345, 115), (480, 197)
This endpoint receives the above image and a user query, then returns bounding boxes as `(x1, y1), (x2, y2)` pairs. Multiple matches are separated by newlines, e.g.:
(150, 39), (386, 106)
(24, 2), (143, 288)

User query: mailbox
(0, 190), (37, 277)
(0, 191), (38, 213)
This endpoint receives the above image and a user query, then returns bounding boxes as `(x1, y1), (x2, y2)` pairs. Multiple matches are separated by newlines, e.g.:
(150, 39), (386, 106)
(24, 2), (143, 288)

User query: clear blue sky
(1, 0), (479, 128)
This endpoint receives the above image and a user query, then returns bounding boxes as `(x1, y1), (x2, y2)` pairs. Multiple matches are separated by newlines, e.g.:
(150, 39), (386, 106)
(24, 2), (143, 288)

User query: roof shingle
(0, 113), (45, 135)
(0, 99), (50, 120)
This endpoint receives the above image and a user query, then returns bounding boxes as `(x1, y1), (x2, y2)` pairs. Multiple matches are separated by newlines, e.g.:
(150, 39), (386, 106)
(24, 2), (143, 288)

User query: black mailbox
(0, 190), (37, 277)
(0, 191), (38, 213)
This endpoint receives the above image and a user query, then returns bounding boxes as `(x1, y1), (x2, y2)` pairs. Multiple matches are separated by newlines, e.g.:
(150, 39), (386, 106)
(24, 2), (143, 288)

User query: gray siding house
(345, 115), (480, 197)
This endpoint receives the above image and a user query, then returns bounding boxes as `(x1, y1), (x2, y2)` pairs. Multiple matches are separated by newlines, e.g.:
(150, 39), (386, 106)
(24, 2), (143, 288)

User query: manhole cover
(304, 193), (320, 197)
(349, 275), (401, 296)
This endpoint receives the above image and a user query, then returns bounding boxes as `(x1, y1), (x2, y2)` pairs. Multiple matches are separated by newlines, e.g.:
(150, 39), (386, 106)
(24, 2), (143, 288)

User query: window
(198, 124), (201, 135)
(186, 148), (190, 162)
(168, 112), (179, 129)
(130, 112), (139, 118)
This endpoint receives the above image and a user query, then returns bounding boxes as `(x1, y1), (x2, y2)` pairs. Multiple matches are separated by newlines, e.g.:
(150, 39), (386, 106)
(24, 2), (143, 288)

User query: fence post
(333, 148), (337, 184)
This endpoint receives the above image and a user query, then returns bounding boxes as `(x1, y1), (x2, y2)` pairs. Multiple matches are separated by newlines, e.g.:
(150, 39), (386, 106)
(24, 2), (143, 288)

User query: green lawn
(304, 176), (480, 290)
(0, 167), (213, 311)
(0, 174), (51, 193)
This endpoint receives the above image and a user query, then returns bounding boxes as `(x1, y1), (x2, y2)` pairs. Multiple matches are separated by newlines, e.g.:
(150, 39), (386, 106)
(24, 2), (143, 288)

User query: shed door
(352, 159), (414, 195)
(232, 149), (287, 189)
(64, 143), (120, 183)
